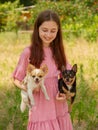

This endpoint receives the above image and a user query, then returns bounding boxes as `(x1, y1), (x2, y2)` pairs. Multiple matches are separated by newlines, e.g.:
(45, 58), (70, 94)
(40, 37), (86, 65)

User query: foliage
(0, 0), (22, 32)
(64, 38), (98, 130)
(19, 0), (37, 6)
(0, 0), (37, 5)
(71, 64), (98, 129)
(0, 0), (15, 3)
(29, 1), (98, 41)
(0, 1), (98, 41)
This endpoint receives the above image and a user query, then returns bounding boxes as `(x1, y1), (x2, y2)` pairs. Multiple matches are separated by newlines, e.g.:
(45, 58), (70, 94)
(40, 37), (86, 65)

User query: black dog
(58, 64), (77, 112)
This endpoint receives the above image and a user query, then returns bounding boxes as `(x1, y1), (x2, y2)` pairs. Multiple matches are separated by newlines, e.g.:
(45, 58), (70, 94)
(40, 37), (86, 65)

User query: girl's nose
(46, 31), (51, 37)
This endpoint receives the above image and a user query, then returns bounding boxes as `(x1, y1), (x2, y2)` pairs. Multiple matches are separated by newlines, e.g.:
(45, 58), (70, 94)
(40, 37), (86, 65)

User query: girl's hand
(21, 84), (27, 92)
(56, 92), (66, 101)
(13, 79), (27, 91)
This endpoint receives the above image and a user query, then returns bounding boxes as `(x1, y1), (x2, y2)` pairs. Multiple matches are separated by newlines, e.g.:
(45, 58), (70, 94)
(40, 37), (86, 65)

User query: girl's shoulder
(21, 46), (31, 57)
(23, 46), (30, 54)
(19, 46), (31, 61)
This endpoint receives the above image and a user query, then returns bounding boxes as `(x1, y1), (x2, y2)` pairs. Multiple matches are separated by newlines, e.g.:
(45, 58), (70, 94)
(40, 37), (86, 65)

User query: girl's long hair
(30, 10), (67, 70)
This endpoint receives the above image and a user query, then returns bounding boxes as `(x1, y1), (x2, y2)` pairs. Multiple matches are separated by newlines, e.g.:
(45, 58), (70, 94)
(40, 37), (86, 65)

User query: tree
(0, 0), (37, 5)
(0, 0), (15, 3)
(19, 0), (37, 6)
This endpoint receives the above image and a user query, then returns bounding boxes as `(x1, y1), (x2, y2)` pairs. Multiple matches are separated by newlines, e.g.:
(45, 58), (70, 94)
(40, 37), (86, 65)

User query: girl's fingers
(56, 92), (66, 101)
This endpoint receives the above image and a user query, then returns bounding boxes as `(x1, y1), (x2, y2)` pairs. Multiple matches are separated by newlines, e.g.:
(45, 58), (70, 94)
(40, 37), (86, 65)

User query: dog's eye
(64, 73), (67, 77)
(69, 74), (72, 77)
(70, 73), (74, 78)
(32, 75), (35, 78)
(39, 75), (42, 78)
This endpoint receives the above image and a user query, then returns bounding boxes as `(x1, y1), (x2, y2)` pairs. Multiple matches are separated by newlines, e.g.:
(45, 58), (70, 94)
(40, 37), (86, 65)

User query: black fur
(58, 78), (76, 104)
(58, 64), (77, 104)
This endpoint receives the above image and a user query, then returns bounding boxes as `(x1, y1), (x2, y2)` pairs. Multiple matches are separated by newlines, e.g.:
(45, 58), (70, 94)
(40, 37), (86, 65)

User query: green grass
(0, 32), (98, 130)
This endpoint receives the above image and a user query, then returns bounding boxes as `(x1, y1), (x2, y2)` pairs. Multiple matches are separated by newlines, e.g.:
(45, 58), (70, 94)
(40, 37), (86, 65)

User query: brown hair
(30, 10), (67, 70)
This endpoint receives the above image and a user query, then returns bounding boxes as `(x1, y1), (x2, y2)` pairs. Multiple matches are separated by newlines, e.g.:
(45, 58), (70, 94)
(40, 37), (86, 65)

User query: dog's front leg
(69, 92), (75, 97)
(28, 88), (35, 106)
(41, 81), (50, 100)
(62, 86), (68, 93)
(68, 103), (73, 113)
(20, 90), (32, 112)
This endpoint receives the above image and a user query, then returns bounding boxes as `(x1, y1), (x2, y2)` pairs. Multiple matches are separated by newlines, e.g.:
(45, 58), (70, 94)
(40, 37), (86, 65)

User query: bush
(0, 1), (98, 41)
(29, 1), (98, 41)
(0, 0), (22, 32)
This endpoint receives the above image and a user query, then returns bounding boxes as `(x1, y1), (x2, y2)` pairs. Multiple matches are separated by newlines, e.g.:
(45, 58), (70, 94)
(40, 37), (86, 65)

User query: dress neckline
(43, 46), (51, 50)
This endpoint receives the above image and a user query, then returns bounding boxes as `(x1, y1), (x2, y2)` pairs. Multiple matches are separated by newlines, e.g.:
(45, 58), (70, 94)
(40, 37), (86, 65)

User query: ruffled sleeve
(12, 47), (30, 81)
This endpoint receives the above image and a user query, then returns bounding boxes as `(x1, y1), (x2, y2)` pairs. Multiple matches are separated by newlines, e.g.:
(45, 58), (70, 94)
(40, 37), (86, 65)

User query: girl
(13, 10), (73, 130)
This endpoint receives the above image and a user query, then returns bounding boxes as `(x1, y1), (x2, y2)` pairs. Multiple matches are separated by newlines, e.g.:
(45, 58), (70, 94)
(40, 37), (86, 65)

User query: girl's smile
(39, 21), (58, 47)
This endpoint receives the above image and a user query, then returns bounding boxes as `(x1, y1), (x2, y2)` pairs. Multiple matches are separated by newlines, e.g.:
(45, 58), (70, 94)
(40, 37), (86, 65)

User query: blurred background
(0, 0), (98, 130)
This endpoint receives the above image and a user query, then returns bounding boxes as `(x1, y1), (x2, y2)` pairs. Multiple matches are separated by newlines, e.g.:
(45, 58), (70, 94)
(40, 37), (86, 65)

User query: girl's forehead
(40, 21), (58, 29)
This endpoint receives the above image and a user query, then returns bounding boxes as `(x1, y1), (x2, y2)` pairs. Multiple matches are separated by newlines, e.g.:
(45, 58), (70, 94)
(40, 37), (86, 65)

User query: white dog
(20, 64), (50, 112)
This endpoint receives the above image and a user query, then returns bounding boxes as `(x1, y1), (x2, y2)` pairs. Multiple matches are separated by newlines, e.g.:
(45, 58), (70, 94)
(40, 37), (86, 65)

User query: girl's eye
(42, 29), (48, 32)
(51, 31), (56, 33)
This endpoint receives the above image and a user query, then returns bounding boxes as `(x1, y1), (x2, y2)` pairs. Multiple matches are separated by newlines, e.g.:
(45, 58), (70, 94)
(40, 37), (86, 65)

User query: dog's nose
(35, 78), (39, 81)
(66, 78), (69, 81)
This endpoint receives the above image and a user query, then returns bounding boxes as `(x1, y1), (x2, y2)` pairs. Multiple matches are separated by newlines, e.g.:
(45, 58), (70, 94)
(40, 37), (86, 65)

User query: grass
(0, 32), (98, 130)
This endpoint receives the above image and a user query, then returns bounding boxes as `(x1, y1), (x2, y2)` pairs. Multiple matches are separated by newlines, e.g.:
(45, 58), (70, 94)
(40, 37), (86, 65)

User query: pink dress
(13, 47), (73, 130)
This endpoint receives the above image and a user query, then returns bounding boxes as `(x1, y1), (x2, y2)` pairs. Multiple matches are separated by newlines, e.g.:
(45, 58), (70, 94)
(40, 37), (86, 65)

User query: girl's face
(39, 21), (58, 47)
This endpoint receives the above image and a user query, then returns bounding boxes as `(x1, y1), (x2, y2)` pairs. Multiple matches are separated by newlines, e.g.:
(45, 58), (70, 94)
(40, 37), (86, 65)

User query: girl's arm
(13, 79), (27, 92)
(13, 79), (40, 93)
(12, 47), (30, 91)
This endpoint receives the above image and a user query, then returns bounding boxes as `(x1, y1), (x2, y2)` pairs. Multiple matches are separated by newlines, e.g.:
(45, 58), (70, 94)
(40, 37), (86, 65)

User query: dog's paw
(70, 92), (75, 97)
(46, 96), (50, 100)
(28, 105), (32, 110)
(31, 101), (35, 106)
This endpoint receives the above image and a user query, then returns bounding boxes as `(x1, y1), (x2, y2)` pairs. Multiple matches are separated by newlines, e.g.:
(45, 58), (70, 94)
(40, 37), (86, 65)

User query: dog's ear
(40, 64), (48, 74)
(27, 64), (35, 73)
(62, 65), (66, 72)
(72, 64), (77, 73)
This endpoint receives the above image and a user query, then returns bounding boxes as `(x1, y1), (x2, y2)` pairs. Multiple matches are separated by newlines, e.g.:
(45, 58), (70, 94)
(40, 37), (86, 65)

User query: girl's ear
(40, 64), (48, 74)
(72, 64), (77, 73)
(61, 65), (66, 72)
(27, 64), (35, 73)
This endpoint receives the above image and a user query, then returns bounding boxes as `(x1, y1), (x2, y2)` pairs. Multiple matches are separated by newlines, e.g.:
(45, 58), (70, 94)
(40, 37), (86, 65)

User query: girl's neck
(43, 42), (50, 48)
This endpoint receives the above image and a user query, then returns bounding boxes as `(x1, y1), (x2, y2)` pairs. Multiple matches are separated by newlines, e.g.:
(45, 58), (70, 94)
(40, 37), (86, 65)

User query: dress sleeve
(12, 47), (30, 81)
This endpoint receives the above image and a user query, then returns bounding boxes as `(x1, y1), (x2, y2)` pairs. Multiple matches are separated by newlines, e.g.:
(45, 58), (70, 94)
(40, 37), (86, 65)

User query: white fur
(67, 85), (72, 91)
(20, 69), (50, 112)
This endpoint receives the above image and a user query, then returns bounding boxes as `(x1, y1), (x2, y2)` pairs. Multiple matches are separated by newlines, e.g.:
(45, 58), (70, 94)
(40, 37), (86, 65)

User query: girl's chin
(42, 39), (53, 45)
(43, 42), (51, 47)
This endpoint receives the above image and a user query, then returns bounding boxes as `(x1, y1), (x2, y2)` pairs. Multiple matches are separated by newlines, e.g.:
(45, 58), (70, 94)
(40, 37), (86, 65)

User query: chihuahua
(20, 64), (50, 112)
(58, 64), (77, 112)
